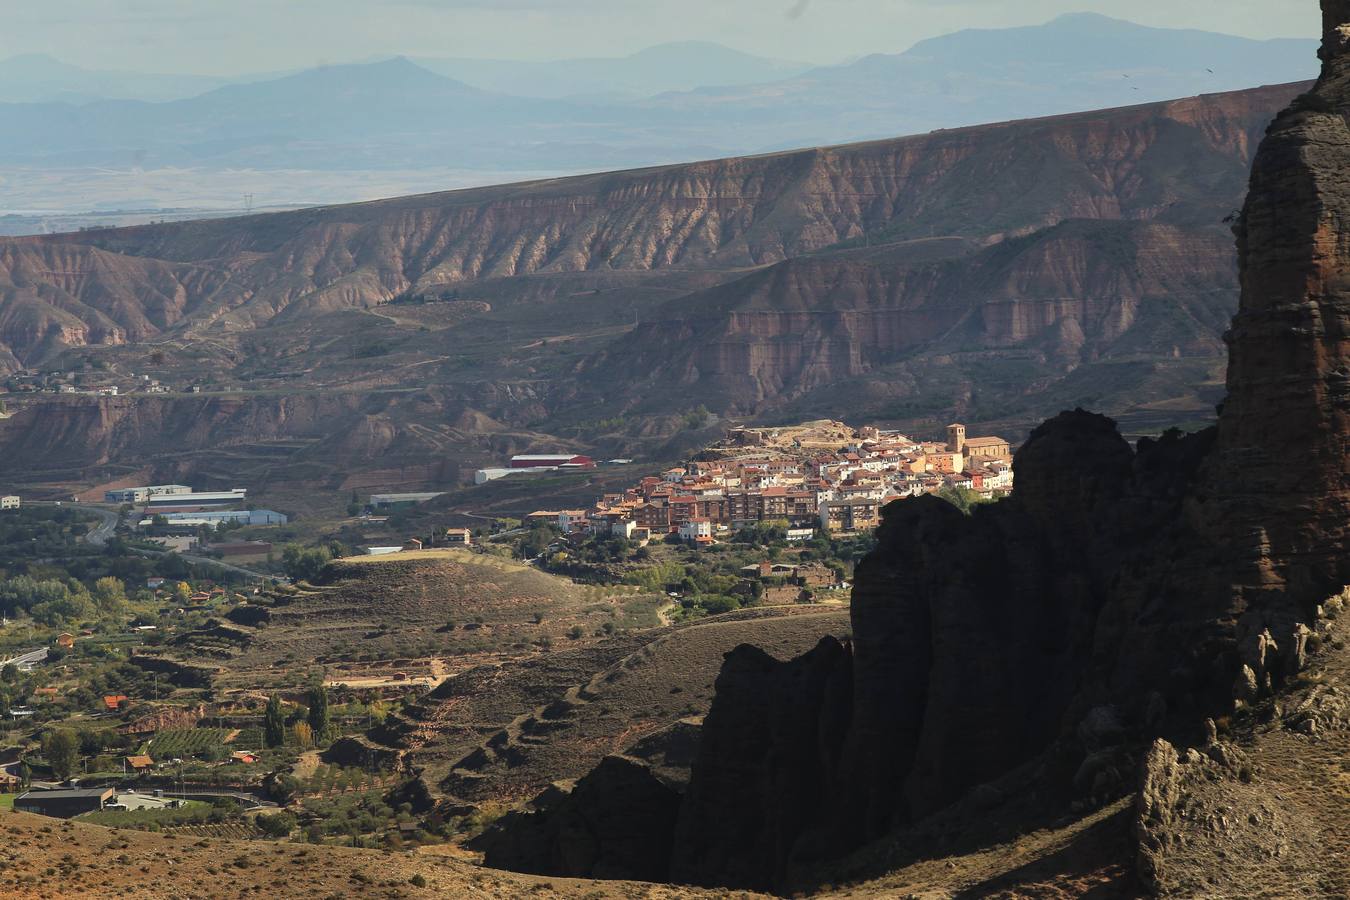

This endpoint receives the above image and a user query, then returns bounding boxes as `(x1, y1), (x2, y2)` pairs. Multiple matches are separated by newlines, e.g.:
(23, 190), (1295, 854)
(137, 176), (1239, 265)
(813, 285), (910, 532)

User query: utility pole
(244, 194), (254, 214)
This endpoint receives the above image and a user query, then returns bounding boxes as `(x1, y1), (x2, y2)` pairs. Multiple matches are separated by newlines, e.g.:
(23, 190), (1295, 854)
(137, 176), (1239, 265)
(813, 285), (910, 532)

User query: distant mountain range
(414, 42), (811, 100)
(0, 14), (1318, 217)
(0, 41), (809, 106)
(0, 53), (270, 104)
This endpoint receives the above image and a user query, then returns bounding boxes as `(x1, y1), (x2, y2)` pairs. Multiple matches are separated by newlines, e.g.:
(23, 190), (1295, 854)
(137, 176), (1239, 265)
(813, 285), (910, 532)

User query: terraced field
(172, 550), (665, 693)
(351, 604), (850, 805)
(146, 728), (234, 759)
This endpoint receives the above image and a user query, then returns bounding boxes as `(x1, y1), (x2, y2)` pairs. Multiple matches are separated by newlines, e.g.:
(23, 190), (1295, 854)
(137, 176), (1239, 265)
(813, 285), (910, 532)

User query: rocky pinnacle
(1213, 0), (1350, 610)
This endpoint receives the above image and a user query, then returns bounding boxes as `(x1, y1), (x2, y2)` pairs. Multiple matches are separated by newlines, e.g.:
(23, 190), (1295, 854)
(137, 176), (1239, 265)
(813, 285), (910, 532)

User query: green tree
(307, 681), (330, 741)
(281, 544), (332, 582)
(698, 594), (741, 615)
(43, 728), (79, 781)
(264, 694), (285, 748)
(257, 811), (297, 838)
(935, 485), (989, 515)
(92, 576), (127, 614)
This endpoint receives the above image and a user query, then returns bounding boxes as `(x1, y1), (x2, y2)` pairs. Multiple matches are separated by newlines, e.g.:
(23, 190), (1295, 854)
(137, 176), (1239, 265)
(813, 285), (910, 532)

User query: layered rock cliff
(0, 84), (1306, 491)
(585, 220), (1239, 415)
(484, 7), (1350, 893)
(0, 82), (1297, 374)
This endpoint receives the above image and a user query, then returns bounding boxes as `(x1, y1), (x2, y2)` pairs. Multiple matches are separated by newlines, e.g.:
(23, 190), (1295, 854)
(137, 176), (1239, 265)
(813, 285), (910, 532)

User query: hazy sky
(2, 0), (1319, 73)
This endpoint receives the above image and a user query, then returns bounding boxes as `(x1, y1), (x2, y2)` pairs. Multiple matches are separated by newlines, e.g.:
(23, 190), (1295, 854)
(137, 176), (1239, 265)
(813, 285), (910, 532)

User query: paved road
(173, 552), (270, 582)
(37, 502), (270, 582)
(29, 501), (118, 547)
(81, 506), (119, 547)
(159, 789), (276, 810)
(0, 648), (48, 670)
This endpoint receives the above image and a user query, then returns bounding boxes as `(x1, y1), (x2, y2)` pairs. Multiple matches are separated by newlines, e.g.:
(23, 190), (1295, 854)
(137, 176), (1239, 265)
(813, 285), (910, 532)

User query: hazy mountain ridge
(0, 15), (1318, 215)
(414, 41), (811, 100)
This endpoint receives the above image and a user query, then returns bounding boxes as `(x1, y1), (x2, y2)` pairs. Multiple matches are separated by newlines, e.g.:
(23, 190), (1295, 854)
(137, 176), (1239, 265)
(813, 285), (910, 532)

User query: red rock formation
(1206, 1), (1350, 615)
(587, 220), (1238, 413)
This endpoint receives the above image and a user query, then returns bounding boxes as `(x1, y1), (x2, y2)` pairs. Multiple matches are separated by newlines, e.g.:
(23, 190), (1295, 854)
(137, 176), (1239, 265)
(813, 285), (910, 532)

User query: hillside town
(526, 421), (1013, 544)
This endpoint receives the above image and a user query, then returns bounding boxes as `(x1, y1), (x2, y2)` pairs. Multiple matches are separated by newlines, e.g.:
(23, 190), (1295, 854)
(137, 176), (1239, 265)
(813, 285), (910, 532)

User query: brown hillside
(183, 550), (665, 693)
(0, 811), (743, 899)
(0, 83), (1306, 493)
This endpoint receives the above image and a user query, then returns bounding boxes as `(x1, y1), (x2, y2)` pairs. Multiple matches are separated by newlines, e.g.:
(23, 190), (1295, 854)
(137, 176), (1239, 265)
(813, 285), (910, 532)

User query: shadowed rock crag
(662, 3), (1350, 891)
(673, 411), (1231, 890)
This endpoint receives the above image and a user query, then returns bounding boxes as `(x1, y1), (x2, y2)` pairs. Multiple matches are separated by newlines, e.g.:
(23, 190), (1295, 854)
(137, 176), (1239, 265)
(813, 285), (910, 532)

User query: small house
(55, 633), (75, 650)
(229, 751), (259, 764)
(444, 528), (472, 546)
(0, 496), (20, 510)
(103, 694), (129, 712)
(125, 755), (154, 772)
(402, 538), (423, 552)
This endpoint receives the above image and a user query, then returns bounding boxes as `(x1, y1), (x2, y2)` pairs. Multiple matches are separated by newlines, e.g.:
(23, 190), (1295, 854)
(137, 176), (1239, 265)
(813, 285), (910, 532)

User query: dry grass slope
(199, 551), (663, 692)
(0, 812), (753, 899)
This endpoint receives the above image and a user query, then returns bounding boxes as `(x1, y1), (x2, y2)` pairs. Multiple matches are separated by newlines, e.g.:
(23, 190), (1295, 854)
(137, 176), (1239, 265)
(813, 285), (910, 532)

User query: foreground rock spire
(1209, 0), (1350, 613)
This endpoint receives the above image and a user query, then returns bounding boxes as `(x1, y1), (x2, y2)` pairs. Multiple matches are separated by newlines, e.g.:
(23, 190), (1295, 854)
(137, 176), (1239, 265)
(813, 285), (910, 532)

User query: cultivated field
(183, 550), (665, 693)
(362, 603), (851, 802)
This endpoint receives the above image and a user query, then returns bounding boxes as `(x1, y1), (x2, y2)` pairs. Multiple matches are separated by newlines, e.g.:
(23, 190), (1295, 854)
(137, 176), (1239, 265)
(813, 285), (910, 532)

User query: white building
(143, 509), (287, 527)
(105, 484), (192, 504)
(678, 518), (713, 542)
(143, 489), (247, 510)
(0, 496), (19, 510)
(557, 510), (588, 532)
(369, 492), (445, 509)
(611, 519), (637, 540)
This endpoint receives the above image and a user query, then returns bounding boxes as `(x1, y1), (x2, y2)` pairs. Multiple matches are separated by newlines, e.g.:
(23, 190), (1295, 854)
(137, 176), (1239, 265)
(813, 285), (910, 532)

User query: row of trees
(264, 681), (333, 748)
